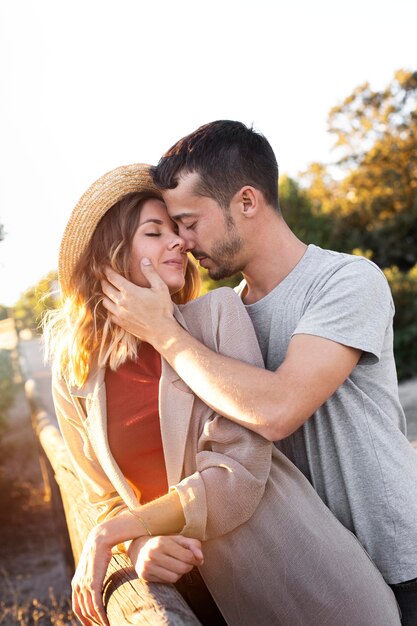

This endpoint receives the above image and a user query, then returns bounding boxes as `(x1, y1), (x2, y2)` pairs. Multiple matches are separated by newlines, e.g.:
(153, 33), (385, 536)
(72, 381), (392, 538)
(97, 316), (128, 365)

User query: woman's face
(129, 198), (188, 294)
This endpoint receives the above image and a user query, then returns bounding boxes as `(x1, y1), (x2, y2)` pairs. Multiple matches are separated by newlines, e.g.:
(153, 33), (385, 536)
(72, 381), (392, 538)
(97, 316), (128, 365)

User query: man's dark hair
(150, 120), (280, 211)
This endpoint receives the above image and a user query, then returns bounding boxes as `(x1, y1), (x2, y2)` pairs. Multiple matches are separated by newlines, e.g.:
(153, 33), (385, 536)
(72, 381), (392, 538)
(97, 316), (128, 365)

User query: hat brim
(59, 163), (160, 295)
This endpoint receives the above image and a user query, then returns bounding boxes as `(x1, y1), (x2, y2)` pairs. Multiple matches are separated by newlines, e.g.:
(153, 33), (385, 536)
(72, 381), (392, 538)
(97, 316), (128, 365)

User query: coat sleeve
(172, 288), (273, 540)
(52, 374), (129, 524)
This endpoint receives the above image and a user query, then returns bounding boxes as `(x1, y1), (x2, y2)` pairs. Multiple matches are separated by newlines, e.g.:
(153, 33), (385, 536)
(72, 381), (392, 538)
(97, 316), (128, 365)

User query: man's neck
(241, 219), (308, 305)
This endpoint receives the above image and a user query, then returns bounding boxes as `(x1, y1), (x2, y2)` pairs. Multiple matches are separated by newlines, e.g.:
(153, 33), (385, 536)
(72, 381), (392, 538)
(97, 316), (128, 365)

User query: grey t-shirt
(236, 244), (417, 583)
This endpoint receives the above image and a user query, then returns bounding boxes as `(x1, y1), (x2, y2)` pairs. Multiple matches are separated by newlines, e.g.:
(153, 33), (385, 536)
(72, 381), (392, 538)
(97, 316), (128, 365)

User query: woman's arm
(71, 491), (203, 626)
(54, 378), (202, 625)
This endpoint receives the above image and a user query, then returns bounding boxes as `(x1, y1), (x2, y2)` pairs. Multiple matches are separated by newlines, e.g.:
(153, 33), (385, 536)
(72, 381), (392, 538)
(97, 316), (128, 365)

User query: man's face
(163, 172), (244, 280)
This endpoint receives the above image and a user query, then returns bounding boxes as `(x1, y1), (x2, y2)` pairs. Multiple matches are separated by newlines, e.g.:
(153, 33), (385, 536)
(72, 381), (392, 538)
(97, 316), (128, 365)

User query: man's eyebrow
(171, 212), (195, 221)
(139, 218), (164, 226)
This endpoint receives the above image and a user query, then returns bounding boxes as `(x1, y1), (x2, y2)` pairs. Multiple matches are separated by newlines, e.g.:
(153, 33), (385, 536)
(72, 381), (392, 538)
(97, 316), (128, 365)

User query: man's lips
(196, 257), (210, 268)
(193, 252), (209, 263)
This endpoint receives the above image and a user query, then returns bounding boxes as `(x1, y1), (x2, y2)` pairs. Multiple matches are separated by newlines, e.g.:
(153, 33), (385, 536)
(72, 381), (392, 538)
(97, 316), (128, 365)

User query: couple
(45, 121), (416, 625)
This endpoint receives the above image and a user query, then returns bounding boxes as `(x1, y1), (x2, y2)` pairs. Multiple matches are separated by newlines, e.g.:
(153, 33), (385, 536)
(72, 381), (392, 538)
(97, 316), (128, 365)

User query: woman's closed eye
(145, 232), (161, 237)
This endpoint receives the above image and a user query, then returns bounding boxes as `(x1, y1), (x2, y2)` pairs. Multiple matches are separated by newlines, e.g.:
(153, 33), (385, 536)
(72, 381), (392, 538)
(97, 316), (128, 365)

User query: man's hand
(101, 260), (175, 345)
(128, 535), (204, 583)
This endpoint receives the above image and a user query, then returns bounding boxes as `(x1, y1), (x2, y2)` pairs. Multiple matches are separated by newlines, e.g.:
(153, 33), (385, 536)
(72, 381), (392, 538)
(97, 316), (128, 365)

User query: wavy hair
(44, 193), (200, 387)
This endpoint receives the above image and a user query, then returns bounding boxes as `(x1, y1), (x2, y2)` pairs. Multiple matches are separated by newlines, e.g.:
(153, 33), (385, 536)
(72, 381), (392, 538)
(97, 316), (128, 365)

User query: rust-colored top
(105, 342), (168, 504)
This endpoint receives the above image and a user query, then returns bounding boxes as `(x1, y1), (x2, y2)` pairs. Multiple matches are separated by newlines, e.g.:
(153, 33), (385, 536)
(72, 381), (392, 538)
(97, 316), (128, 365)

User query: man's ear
(237, 186), (259, 217)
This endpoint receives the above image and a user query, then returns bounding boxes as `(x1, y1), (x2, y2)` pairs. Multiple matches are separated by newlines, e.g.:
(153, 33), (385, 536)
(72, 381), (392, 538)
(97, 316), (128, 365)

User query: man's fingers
(104, 266), (130, 290)
(102, 295), (118, 315)
(140, 258), (168, 290)
(101, 278), (122, 302)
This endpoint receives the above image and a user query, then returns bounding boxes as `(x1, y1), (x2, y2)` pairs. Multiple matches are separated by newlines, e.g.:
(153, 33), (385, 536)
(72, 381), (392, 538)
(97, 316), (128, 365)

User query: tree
(315, 69), (417, 269)
(14, 271), (60, 332)
(279, 174), (335, 249)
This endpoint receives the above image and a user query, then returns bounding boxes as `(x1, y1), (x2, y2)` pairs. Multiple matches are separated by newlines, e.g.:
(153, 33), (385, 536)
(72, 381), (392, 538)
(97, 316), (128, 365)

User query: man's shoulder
(306, 246), (388, 286)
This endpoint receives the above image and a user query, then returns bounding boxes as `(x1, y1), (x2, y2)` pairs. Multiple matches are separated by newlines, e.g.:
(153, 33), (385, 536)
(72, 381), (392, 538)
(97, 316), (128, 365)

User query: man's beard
(195, 228), (244, 280)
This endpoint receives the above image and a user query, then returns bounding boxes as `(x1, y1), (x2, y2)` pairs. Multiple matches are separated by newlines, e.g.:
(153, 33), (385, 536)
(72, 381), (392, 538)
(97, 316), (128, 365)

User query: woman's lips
(163, 258), (184, 269)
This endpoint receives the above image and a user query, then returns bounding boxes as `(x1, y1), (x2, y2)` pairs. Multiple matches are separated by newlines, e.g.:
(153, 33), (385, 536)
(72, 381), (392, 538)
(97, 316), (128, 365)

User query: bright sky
(0, 0), (416, 306)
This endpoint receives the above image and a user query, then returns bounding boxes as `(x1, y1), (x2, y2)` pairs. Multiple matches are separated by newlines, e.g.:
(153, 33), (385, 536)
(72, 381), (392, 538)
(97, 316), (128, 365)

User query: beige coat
(53, 288), (400, 626)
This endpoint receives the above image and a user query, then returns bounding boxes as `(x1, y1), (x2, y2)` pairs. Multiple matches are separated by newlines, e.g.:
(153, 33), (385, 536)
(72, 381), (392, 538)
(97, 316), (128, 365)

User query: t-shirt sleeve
(292, 260), (394, 364)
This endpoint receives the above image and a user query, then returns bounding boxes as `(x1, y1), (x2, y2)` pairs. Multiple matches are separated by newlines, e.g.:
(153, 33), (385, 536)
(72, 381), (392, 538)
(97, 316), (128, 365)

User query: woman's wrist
(93, 512), (148, 549)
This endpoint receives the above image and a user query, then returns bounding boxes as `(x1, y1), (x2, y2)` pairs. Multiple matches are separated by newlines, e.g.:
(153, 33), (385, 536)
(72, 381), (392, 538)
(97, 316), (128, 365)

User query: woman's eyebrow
(139, 218), (164, 226)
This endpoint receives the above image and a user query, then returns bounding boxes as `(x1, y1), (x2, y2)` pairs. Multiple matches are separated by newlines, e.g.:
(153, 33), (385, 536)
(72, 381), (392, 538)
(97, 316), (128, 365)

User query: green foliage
(307, 69), (417, 270)
(0, 306), (9, 321)
(279, 174), (335, 249)
(199, 266), (242, 294)
(0, 350), (17, 432)
(298, 69), (417, 379)
(14, 270), (60, 333)
(384, 265), (417, 381)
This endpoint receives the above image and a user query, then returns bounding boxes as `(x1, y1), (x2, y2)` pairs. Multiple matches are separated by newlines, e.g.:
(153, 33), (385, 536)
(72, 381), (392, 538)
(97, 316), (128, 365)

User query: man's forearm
(148, 317), (281, 440)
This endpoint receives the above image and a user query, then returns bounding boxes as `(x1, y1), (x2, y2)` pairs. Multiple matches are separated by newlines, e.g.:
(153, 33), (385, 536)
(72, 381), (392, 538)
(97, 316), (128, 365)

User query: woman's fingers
(174, 537), (204, 565)
(72, 589), (91, 626)
(139, 555), (194, 583)
(73, 581), (109, 626)
(71, 527), (113, 626)
(133, 535), (202, 583)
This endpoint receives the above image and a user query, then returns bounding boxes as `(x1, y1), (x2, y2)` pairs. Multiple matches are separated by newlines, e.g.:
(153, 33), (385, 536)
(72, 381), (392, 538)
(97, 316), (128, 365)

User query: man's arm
(102, 262), (361, 441)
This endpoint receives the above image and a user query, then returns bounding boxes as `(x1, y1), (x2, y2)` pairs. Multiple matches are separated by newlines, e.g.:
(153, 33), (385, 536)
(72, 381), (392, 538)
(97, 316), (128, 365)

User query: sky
(0, 0), (416, 306)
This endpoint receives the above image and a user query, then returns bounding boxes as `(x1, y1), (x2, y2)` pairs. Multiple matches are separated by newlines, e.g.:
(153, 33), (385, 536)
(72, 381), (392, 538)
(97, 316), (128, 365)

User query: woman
(45, 163), (400, 626)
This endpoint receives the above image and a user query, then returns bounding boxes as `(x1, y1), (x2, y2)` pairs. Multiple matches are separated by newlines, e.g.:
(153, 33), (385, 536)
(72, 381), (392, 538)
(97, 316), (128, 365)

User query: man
(102, 121), (417, 623)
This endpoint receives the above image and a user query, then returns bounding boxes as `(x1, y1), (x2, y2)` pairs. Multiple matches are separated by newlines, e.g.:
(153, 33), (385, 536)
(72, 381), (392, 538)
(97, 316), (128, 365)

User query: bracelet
(131, 510), (152, 536)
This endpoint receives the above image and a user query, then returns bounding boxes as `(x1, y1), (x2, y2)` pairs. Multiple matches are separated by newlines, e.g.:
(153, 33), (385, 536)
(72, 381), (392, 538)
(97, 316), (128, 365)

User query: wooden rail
(24, 377), (201, 625)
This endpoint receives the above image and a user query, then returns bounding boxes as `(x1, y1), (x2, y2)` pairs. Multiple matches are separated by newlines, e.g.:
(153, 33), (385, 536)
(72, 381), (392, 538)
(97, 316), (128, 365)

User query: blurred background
(0, 1), (416, 624)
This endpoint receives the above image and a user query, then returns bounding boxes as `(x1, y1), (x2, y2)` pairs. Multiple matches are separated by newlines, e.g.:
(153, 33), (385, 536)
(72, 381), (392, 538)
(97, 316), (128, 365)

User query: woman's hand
(129, 535), (204, 583)
(71, 525), (113, 626)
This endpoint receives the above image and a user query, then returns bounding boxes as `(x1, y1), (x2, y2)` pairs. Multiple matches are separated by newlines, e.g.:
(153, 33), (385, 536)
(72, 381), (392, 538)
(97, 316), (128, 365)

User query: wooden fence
(24, 377), (201, 625)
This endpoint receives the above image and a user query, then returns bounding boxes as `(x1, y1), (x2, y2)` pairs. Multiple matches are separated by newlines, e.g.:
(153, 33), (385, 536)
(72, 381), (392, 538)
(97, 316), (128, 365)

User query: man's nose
(177, 226), (195, 251)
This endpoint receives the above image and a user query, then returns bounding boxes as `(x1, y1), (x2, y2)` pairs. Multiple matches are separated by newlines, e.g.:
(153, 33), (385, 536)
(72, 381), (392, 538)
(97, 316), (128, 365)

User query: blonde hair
(44, 193), (200, 387)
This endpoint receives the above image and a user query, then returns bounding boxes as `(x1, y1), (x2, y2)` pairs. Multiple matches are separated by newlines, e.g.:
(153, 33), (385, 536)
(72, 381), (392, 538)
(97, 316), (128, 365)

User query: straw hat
(59, 163), (160, 295)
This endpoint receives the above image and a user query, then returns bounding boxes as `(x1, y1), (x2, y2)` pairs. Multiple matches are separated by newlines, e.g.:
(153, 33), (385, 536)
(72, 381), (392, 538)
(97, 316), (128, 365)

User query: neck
(241, 214), (308, 304)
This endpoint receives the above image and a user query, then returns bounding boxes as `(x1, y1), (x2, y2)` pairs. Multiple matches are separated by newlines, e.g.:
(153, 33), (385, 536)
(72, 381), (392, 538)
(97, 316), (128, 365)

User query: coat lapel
(159, 360), (195, 487)
(71, 368), (139, 509)
(158, 305), (196, 487)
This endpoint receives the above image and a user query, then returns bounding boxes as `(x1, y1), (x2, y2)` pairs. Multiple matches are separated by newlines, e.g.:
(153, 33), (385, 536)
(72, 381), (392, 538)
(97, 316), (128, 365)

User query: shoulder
(329, 256), (392, 303)
(175, 287), (255, 352)
(178, 287), (245, 319)
(310, 248), (391, 295)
